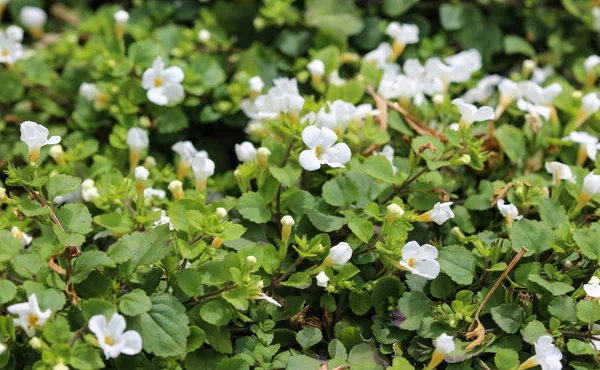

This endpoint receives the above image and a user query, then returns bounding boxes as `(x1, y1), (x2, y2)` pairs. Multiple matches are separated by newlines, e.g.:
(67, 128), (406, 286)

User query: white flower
(307, 59), (325, 76)
(497, 199), (523, 222)
(431, 201), (455, 225)
(249, 76), (264, 93)
(451, 99), (494, 126)
(11, 226), (32, 248)
(584, 276), (600, 298)
(532, 66), (555, 85)
(448, 123), (459, 131)
(324, 242), (353, 266)
(114, 10), (129, 24)
(582, 172), (600, 196)
(198, 29), (211, 42)
(585, 55), (600, 72)
(517, 99), (552, 120)
(235, 141), (257, 163)
(88, 313), (143, 359)
(315, 271), (329, 288)
(562, 132), (600, 161)
(127, 128), (149, 152)
(172, 141), (199, 162)
(329, 70), (346, 86)
(445, 49), (482, 76)
(364, 42), (393, 69)
(374, 145), (398, 174)
(191, 153), (215, 191)
(316, 100), (357, 132)
(153, 210), (174, 230)
(79, 83), (99, 102)
(20, 121), (61, 162)
(0, 28), (24, 65)
(6, 25), (23, 42)
(434, 333), (455, 355)
(53, 361), (68, 370)
(386, 22), (419, 45)
(142, 57), (185, 106)
(8, 294), (51, 337)
(530, 336), (563, 370)
(398, 241), (440, 280)
(298, 126), (351, 171)
(81, 179), (100, 202)
(545, 161), (576, 185)
(462, 75), (502, 103)
(581, 92), (600, 116)
(134, 166), (149, 181)
(355, 104), (380, 121)
(20, 7), (47, 29)
(143, 188), (166, 200)
(498, 78), (522, 100)
(256, 293), (282, 307)
(254, 78), (304, 118)
(216, 207), (228, 220)
(54, 188), (82, 205)
(523, 83), (562, 106)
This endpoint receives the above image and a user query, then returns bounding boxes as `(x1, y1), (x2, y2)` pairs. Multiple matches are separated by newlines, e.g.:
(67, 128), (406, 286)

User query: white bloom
(385, 22), (419, 44)
(581, 92), (600, 116)
(497, 199), (523, 221)
(126, 128), (149, 152)
(256, 293), (282, 307)
(329, 70), (346, 86)
(445, 49), (482, 76)
(88, 313), (143, 359)
(584, 276), (600, 298)
(562, 132), (600, 161)
(249, 76), (264, 93)
(523, 83), (562, 106)
(134, 166), (149, 181)
(434, 333), (455, 355)
(79, 83), (99, 102)
(235, 141), (257, 163)
(81, 179), (100, 202)
(298, 126), (351, 171)
(315, 271), (329, 288)
(0, 27), (24, 65)
(582, 172), (600, 196)
(517, 99), (552, 120)
(6, 25), (23, 41)
(141, 57), (185, 106)
(8, 294), (51, 337)
(20, 121), (61, 162)
(153, 210), (174, 230)
(462, 75), (502, 103)
(364, 42), (393, 69)
(431, 201), (455, 225)
(11, 226), (32, 248)
(172, 141), (199, 162)
(254, 78), (304, 118)
(316, 100), (356, 132)
(191, 153), (215, 190)
(216, 207), (228, 220)
(325, 242), (353, 266)
(198, 29), (211, 42)
(498, 79), (522, 101)
(20, 7), (47, 29)
(545, 161), (576, 185)
(307, 59), (325, 76)
(585, 55), (600, 72)
(448, 123), (459, 131)
(114, 10), (129, 24)
(451, 99), (494, 125)
(281, 215), (295, 227)
(143, 188), (166, 200)
(355, 104), (380, 121)
(398, 241), (440, 280)
(374, 145), (397, 174)
(531, 336), (563, 370)
(532, 66), (555, 85)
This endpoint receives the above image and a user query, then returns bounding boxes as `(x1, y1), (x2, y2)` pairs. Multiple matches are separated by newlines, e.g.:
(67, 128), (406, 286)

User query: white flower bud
(198, 29), (211, 42)
(216, 207), (228, 220)
(168, 180), (184, 200)
(315, 271), (329, 288)
(281, 215), (295, 227)
(20, 6), (47, 29)
(387, 203), (404, 218)
(572, 90), (583, 100)
(114, 10), (129, 24)
(48, 145), (63, 160)
(432, 94), (444, 105)
(281, 215), (294, 245)
(245, 256), (257, 269)
(0, 187), (7, 202)
(324, 242), (353, 266)
(307, 59), (325, 76)
(134, 166), (149, 181)
(144, 156), (157, 168)
(257, 147), (271, 169)
(29, 337), (42, 349)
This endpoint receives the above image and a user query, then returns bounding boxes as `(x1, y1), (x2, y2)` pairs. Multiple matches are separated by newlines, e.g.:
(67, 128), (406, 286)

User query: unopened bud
(386, 204), (404, 225)
(29, 337), (42, 349)
(253, 17), (265, 30)
(49, 145), (66, 166)
(139, 116), (151, 128)
(168, 180), (184, 200)
(0, 187), (8, 202)
(245, 255), (257, 269)
(216, 207), (228, 220)
(451, 226), (466, 241)
(211, 236), (223, 247)
(432, 94), (444, 106)
(257, 147), (271, 169)
(257, 280), (264, 290)
(143, 156), (156, 168)
(522, 59), (536, 78)
(572, 90), (583, 100)
(454, 154), (471, 165)
(281, 215), (294, 245)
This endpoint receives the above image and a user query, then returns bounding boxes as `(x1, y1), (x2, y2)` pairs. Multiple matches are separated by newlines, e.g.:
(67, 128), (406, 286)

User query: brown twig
(68, 324), (87, 346)
(184, 284), (235, 305)
(271, 256), (304, 289)
(379, 166), (429, 205)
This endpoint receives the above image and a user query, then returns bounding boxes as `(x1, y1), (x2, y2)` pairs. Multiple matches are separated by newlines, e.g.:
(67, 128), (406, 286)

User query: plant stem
(68, 324), (87, 346)
(271, 256), (304, 289)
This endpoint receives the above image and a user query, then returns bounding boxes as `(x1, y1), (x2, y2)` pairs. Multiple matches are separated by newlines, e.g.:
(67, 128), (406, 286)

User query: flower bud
(522, 59), (536, 78)
(257, 147), (271, 169)
(29, 337), (43, 349)
(216, 207), (228, 220)
(48, 144), (64, 165)
(323, 242), (353, 266)
(281, 215), (294, 245)
(134, 166), (149, 182)
(211, 236), (223, 247)
(454, 154), (471, 166)
(168, 180), (184, 200)
(253, 17), (265, 30)
(139, 116), (152, 128)
(386, 203), (404, 225)
(572, 90), (583, 100)
(256, 280), (264, 290)
(245, 255), (257, 270)
(432, 94), (444, 106)
(0, 187), (7, 202)
(198, 29), (211, 43)
(315, 271), (329, 288)
(144, 156), (157, 168)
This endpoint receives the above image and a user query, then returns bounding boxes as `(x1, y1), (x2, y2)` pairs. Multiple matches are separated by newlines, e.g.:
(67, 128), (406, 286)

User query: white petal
(418, 244), (439, 260)
(301, 126), (322, 149)
(473, 106), (494, 122)
(162, 66), (184, 84)
(299, 150), (321, 171)
(412, 260), (440, 280)
(88, 315), (108, 337)
(120, 331), (143, 355)
(147, 88), (168, 106)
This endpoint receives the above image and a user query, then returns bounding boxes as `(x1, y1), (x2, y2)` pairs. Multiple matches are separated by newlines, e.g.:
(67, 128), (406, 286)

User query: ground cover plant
(2, 0), (600, 369)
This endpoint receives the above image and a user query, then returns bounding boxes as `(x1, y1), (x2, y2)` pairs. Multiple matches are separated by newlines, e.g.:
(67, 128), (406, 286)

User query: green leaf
(93, 212), (134, 234)
(349, 290), (372, 315)
(119, 289), (152, 316)
(296, 327), (323, 349)
(325, 79), (366, 105)
(56, 204), (92, 235)
(186, 326), (206, 353)
(573, 228), (600, 262)
(47, 175), (81, 201)
(538, 198), (569, 229)
(577, 300), (600, 323)
(305, 0), (364, 37)
(306, 209), (347, 232)
(328, 339), (347, 360)
(494, 349), (520, 370)
(362, 155), (395, 183)
(200, 299), (232, 326)
(503, 35), (536, 57)
(521, 320), (547, 344)
(237, 192), (271, 224)
(69, 342), (105, 370)
(0, 230), (21, 263)
(156, 107), (189, 134)
(567, 339), (597, 356)
(510, 219), (554, 256)
(108, 224), (171, 268)
(82, 299), (116, 321)
(397, 292), (432, 330)
(322, 177), (359, 207)
(548, 296), (577, 322)
(269, 164), (301, 188)
(0, 280), (17, 304)
(528, 274), (574, 296)
(287, 355), (321, 370)
(222, 287), (249, 311)
(0, 70), (24, 103)
(496, 125), (526, 163)
(71, 251), (116, 284)
(129, 293), (190, 357)
(348, 218), (374, 243)
(491, 304), (526, 334)
(383, 0), (418, 16)
(439, 4), (465, 30)
(438, 246), (476, 285)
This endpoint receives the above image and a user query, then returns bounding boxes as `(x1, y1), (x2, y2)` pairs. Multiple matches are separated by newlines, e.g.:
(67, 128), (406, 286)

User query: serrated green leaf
(237, 192), (271, 224)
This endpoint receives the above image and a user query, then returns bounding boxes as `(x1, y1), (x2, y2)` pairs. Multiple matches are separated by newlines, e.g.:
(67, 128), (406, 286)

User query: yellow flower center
(28, 314), (39, 328)
(315, 146), (323, 158)
(12, 230), (22, 240)
(105, 336), (114, 346)
(408, 258), (415, 268)
(1, 49), (9, 57)
(154, 77), (163, 87)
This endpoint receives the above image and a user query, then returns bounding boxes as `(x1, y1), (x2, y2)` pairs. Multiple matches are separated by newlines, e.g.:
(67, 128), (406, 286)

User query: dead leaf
(465, 318), (485, 350)
(48, 256), (66, 276)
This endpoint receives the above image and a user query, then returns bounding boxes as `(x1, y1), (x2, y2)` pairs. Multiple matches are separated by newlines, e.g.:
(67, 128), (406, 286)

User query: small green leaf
(397, 292), (432, 330)
(200, 299), (232, 326)
(237, 192), (271, 224)
(349, 290), (372, 315)
(496, 125), (526, 163)
(384, 0), (418, 16)
(47, 175), (81, 201)
(494, 349), (520, 370)
(362, 155), (395, 183)
(491, 304), (525, 334)
(71, 251), (116, 284)
(548, 296), (577, 323)
(0, 230), (21, 263)
(348, 218), (374, 243)
(528, 274), (574, 296)
(521, 320), (547, 344)
(119, 289), (152, 316)
(322, 177), (359, 207)
(306, 209), (347, 232)
(577, 300), (600, 323)
(573, 228), (600, 262)
(108, 224), (172, 268)
(56, 203), (93, 235)
(269, 164), (301, 187)
(296, 327), (323, 349)
(510, 219), (554, 256)
(328, 339), (347, 360)
(438, 246), (476, 285)
(503, 35), (536, 57)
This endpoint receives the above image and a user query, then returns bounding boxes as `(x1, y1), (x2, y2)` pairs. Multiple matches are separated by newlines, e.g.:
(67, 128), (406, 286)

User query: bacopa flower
(364, 42), (393, 69)
(198, 29), (211, 43)
(397, 241), (440, 280)
(355, 104), (380, 121)
(329, 70), (346, 86)
(517, 99), (552, 121)
(523, 83), (563, 107)
(462, 74), (502, 104)
(254, 78), (305, 121)
(316, 100), (357, 133)
(374, 145), (398, 174)
(497, 199), (522, 227)
(427, 333), (456, 369)
(0, 26), (24, 65)
(574, 92), (600, 127)
(385, 22), (419, 59)
(324, 242), (353, 266)
(7, 294), (51, 337)
(172, 141), (200, 180)
(451, 98), (494, 128)
(191, 153), (215, 191)
(20, 121), (61, 163)
(88, 313), (143, 359)
(545, 161), (576, 185)
(249, 76), (264, 99)
(153, 210), (174, 230)
(299, 126), (351, 171)
(414, 202), (455, 225)
(127, 127), (149, 170)
(518, 335), (562, 370)
(81, 179), (100, 202)
(577, 172), (600, 210)
(562, 131), (600, 164)
(251, 281), (282, 307)
(307, 59), (325, 83)
(315, 271), (330, 288)
(20, 6), (46, 38)
(142, 57), (185, 106)
(532, 65), (555, 85)
(584, 276), (600, 298)
(11, 226), (32, 248)
(235, 141), (257, 163)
